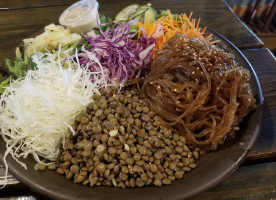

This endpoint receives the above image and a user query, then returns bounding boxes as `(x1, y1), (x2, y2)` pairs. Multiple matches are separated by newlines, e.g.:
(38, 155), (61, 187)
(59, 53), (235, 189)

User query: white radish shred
(0, 51), (105, 187)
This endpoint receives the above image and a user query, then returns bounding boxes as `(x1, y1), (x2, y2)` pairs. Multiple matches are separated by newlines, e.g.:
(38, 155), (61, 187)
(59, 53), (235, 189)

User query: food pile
(78, 21), (156, 84)
(52, 88), (199, 187)
(0, 1), (255, 188)
(143, 34), (255, 151)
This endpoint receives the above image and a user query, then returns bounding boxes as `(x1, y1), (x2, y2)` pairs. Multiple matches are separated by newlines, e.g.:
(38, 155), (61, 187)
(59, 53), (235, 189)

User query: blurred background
(225, 0), (276, 55)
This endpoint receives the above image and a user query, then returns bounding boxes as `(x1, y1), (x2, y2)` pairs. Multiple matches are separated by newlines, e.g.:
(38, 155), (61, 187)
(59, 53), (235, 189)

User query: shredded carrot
(139, 10), (211, 59)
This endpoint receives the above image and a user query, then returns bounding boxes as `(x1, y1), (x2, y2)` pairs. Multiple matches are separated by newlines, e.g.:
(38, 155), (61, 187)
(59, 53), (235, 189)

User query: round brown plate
(0, 29), (263, 200)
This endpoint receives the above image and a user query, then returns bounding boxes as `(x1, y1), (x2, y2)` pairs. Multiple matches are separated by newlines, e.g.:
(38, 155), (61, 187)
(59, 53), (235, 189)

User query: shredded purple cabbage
(77, 21), (156, 84)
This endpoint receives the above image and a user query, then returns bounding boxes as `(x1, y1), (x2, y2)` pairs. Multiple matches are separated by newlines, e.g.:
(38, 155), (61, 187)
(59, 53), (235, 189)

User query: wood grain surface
(0, 0), (275, 199)
(192, 162), (276, 200)
(243, 49), (276, 163)
(0, 0), (76, 9)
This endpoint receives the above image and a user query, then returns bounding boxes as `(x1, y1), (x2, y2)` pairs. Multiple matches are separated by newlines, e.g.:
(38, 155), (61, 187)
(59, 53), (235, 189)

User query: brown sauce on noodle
(142, 34), (255, 151)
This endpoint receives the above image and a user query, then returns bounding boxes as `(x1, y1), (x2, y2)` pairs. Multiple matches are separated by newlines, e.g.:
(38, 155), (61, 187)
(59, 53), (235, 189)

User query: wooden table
(0, 0), (275, 199)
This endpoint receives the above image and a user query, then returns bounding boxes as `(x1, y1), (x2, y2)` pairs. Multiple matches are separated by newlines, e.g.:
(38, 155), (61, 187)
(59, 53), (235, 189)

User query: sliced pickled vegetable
(131, 5), (157, 23)
(114, 4), (140, 21)
(114, 4), (157, 32)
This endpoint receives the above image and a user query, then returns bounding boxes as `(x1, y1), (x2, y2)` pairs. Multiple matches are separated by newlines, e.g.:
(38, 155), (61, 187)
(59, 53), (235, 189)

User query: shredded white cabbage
(0, 50), (105, 187)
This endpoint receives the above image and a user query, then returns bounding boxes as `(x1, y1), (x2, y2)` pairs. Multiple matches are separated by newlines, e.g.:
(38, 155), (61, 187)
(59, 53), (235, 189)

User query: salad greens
(114, 4), (157, 32)
(0, 55), (37, 93)
(0, 3), (207, 94)
(0, 75), (11, 94)
(0, 24), (82, 93)
(0, 4), (158, 93)
(5, 57), (25, 79)
(158, 10), (180, 20)
(78, 21), (155, 84)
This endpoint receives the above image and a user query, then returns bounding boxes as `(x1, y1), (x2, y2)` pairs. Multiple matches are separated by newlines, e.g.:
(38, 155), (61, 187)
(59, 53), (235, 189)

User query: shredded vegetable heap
(139, 10), (212, 58)
(78, 22), (156, 85)
(142, 34), (255, 151)
(0, 52), (105, 168)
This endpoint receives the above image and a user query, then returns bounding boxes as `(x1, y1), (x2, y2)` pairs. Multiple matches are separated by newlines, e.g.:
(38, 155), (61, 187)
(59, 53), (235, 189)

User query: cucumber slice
(114, 4), (140, 22)
(114, 4), (157, 32)
(130, 21), (139, 32)
(131, 5), (157, 23)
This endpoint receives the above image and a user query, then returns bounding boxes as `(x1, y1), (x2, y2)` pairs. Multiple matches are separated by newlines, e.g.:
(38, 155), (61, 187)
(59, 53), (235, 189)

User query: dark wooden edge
(223, 0), (264, 49)
(246, 151), (276, 162)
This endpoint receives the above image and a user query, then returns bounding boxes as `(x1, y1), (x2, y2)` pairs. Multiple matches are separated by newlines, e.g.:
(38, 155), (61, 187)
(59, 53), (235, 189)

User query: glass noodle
(142, 34), (255, 151)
